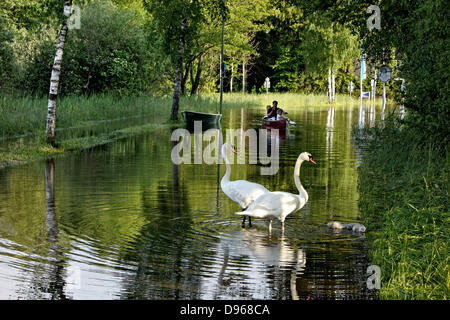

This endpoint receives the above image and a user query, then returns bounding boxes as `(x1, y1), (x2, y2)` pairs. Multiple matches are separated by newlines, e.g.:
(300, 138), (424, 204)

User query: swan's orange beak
(310, 158), (317, 165)
(231, 145), (238, 154)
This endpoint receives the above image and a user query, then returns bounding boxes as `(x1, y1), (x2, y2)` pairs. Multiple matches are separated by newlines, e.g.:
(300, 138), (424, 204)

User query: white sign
(378, 65), (392, 83)
(264, 77), (270, 89)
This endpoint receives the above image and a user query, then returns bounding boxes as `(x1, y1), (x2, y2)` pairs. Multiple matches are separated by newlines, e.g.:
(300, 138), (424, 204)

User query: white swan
(235, 152), (316, 232)
(220, 143), (270, 227)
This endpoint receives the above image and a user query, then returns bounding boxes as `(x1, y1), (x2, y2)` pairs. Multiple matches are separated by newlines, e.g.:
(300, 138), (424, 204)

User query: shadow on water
(0, 100), (390, 299)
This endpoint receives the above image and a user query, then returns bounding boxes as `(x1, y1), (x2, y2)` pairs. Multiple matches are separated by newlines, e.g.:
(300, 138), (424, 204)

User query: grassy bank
(354, 119), (449, 299)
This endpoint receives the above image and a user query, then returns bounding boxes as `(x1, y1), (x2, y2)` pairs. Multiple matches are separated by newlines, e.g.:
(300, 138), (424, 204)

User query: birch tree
(171, 18), (186, 120)
(46, 0), (72, 146)
(224, 0), (272, 93)
(301, 14), (358, 103)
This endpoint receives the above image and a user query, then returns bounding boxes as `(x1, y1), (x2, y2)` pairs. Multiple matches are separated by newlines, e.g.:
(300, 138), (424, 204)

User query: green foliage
(143, 0), (223, 62)
(24, 0), (171, 96)
(398, 0), (450, 145)
(347, 0), (450, 144)
(297, 0), (449, 144)
(273, 46), (358, 94)
(301, 14), (355, 76)
(249, 1), (360, 95)
(0, 13), (14, 90)
(0, 0), (61, 31)
(354, 119), (449, 299)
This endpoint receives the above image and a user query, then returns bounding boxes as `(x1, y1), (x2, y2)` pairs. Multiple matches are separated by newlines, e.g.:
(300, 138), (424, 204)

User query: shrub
(24, 0), (170, 96)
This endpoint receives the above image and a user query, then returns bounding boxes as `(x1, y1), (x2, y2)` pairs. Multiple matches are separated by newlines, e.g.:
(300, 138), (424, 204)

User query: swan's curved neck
(221, 145), (231, 183)
(294, 157), (308, 201)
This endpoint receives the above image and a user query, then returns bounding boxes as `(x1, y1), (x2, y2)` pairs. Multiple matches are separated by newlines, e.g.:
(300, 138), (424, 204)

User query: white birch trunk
(46, 0), (72, 146)
(331, 71), (335, 102)
(171, 18), (186, 121)
(230, 63), (233, 93)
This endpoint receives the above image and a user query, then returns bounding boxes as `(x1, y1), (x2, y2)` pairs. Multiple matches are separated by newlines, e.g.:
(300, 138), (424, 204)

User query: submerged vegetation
(0, 0), (448, 300)
(1, 92), (353, 165)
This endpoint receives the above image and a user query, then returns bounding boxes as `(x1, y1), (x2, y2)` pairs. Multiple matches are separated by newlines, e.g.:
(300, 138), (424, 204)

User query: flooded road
(0, 100), (388, 299)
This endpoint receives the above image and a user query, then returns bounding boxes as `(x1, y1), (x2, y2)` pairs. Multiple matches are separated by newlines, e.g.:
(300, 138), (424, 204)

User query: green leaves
(301, 13), (358, 76)
(24, 0), (172, 96)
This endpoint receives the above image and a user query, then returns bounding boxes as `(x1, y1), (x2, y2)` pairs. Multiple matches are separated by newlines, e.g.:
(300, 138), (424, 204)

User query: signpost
(348, 81), (354, 99)
(360, 55), (366, 104)
(264, 77), (270, 94)
(378, 65), (391, 109)
(371, 79), (375, 103)
(373, 69), (377, 104)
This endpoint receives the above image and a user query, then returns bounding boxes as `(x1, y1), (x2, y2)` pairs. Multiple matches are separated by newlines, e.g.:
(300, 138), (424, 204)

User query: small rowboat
(181, 110), (222, 126)
(262, 118), (287, 130)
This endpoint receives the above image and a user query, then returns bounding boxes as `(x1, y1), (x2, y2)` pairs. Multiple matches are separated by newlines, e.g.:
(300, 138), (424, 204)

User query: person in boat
(276, 108), (295, 124)
(265, 105), (276, 120)
(265, 100), (288, 120)
(265, 100), (287, 120)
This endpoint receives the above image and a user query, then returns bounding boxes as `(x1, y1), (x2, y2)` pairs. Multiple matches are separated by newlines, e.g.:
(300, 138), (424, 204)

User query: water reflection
(358, 103), (365, 129)
(44, 159), (68, 300)
(15, 159), (69, 299)
(0, 101), (390, 300)
(369, 104), (376, 128)
(241, 228), (306, 300)
(326, 106), (335, 153)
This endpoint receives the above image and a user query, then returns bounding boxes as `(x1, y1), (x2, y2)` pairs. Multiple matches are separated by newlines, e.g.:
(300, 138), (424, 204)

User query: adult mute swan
(220, 143), (270, 227)
(235, 152), (316, 232)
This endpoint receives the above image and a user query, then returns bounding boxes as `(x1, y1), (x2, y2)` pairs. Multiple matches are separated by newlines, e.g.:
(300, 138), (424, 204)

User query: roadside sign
(378, 65), (392, 83)
(360, 57), (366, 80)
(264, 77), (270, 94)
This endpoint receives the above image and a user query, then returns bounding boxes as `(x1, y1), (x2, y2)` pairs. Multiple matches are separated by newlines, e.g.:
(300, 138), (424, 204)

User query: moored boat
(181, 110), (222, 126)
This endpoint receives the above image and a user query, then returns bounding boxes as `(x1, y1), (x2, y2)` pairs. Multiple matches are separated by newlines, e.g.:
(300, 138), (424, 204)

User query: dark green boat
(181, 110), (222, 126)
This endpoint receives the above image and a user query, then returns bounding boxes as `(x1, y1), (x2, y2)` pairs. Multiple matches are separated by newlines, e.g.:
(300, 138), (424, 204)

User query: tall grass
(0, 92), (385, 139)
(354, 118), (449, 299)
(0, 94), (173, 138)
(0, 92), (389, 164)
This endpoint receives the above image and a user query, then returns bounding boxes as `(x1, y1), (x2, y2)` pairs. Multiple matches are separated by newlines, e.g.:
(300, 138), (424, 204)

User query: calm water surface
(0, 101), (389, 299)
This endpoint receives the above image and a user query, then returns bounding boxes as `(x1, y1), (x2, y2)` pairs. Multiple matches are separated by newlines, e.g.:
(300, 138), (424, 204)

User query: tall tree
(224, 0), (272, 93)
(144, 0), (224, 120)
(300, 13), (358, 102)
(46, 0), (72, 146)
